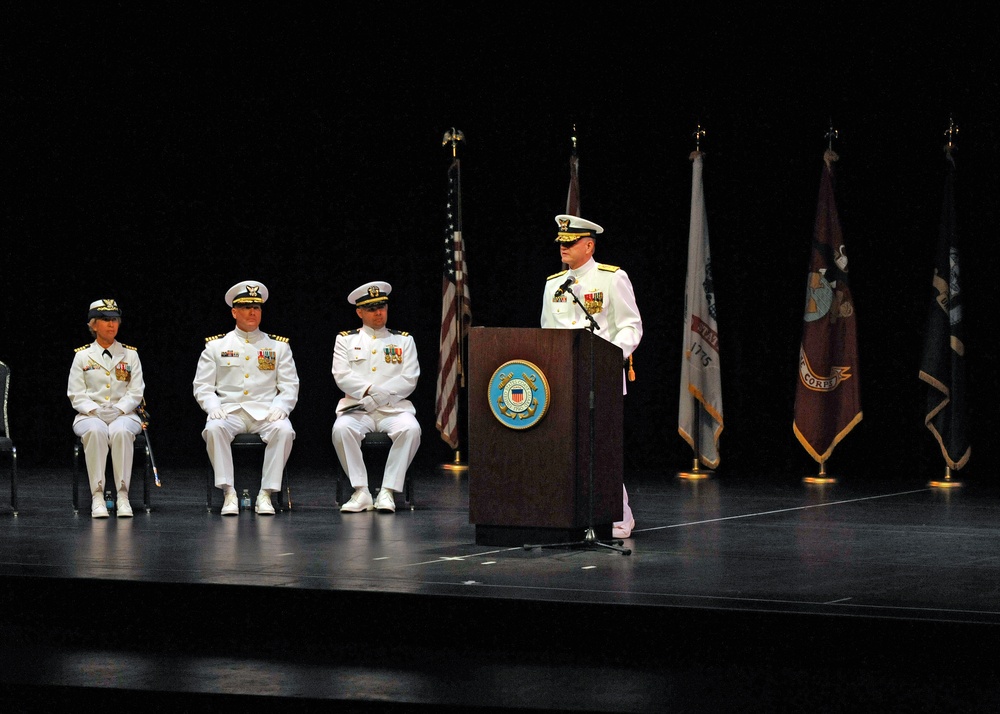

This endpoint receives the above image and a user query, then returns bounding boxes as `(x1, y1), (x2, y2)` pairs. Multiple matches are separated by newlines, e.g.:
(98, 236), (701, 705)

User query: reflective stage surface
(2, 466), (999, 712)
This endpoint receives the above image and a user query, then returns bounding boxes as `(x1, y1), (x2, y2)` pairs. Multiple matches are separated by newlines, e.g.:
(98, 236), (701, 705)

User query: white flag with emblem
(678, 151), (724, 467)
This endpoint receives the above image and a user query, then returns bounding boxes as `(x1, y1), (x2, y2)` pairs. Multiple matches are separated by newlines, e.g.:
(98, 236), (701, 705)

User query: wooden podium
(467, 327), (623, 546)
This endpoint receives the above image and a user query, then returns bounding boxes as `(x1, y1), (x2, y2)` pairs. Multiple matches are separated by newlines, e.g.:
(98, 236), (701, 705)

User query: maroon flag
(793, 149), (863, 463)
(435, 156), (471, 449)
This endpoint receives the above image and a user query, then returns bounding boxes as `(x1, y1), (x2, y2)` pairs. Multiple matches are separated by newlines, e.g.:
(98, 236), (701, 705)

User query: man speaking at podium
(541, 214), (642, 538)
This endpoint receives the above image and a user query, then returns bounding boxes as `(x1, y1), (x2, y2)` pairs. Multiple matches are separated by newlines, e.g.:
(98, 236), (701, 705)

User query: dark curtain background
(3, 5), (997, 484)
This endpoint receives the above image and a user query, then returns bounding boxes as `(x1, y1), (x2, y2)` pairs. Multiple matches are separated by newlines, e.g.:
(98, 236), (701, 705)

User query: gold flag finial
(442, 127), (465, 158)
(825, 119), (839, 150)
(693, 122), (706, 151)
(944, 115), (959, 157)
(824, 120), (840, 167)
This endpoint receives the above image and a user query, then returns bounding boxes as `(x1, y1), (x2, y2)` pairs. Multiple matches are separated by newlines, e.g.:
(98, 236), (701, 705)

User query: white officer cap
(225, 280), (269, 306)
(554, 214), (604, 243)
(348, 281), (391, 307)
(88, 299), (121, 319)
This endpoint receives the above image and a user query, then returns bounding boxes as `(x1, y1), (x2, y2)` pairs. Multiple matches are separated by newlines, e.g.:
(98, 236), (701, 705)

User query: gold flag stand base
(929, 466), (962, 489)
(677, 458), (712, 480)
(803, 461), (836, 484)
(441, 450), (468, 472)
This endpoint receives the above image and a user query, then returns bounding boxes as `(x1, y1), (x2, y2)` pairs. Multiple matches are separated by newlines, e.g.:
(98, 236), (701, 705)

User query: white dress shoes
(340, 488), (374, 513)
(221, 490), (239, 516)
(374, 488), (396, 513)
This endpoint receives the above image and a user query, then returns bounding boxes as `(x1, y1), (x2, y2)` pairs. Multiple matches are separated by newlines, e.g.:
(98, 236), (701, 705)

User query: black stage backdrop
(3, 5), (998, 484)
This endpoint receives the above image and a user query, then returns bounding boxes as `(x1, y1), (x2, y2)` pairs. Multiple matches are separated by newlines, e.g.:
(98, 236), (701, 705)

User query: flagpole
(679, 124), (715, 481)
(439, 128), (468, 472)
(927, 116), (964, 490)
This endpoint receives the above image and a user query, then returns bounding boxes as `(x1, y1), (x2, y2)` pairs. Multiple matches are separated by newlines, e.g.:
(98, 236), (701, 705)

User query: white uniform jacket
(332, 326), (419, 414)
(68, 340), (145, 424)
(540, 257), (643, 358)
(193, 328), (299, 421)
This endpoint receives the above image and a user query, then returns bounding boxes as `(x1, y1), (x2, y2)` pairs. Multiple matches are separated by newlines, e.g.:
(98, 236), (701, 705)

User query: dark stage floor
(2, 463), (999, 712)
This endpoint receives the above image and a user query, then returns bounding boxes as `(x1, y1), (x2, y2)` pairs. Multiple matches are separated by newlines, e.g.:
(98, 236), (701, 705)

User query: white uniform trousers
(618, 485), (633, 528)
(202, 409), (294, 492)
(332, 411), (420, 493)
(73, 415), (143, 496)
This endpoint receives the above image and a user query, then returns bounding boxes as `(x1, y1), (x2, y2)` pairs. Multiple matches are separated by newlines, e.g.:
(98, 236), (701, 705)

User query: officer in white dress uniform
(68, 299), (145, 518)
(332, 281), (421, 514)
(193, 280), (299, 516)
(541, 215), (642, 538)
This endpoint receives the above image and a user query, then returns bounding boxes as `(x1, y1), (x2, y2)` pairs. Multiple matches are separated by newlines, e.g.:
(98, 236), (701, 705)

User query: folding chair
(73, 431), (153, 514)
(0, 361), (18, 516)
(205, 433), (290, 512)
(336, 431), (414, 510)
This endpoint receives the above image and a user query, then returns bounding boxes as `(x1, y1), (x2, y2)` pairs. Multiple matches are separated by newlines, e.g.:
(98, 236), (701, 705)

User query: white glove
(98, 406), (121, 424)
(266, 407), (288, 422)
(368, 389), (391, 408)
(208, 408), (227, 420)
(360, 395), (379, 413)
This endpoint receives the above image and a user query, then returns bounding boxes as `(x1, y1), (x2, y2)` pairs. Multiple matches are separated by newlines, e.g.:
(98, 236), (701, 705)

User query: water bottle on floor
(241, 488), (252, 511)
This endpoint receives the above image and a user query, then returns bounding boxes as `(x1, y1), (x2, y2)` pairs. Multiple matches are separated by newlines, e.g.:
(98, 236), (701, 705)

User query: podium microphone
(554, 277), (574, 297)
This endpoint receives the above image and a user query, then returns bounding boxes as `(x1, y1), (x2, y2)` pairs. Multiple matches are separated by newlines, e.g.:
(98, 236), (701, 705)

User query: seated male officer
(332, 281), (421, 513)
(193, 280), (299, 516)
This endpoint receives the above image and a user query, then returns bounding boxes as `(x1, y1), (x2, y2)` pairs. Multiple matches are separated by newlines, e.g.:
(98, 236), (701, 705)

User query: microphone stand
(525, 282), (631, 555)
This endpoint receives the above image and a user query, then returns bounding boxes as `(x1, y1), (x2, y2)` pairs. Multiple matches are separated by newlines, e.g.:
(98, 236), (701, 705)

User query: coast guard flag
(678, 151), (723, 467)
(918, 152), (970, 469)
(793, 149), (862, 463)
(435, 157), (472, 450)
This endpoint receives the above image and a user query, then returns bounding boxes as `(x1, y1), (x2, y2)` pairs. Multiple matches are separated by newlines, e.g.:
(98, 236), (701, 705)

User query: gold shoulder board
(205, 334), (225, 343)
(269, 334), (289, 343)
(598, 263), (621, 272)
(74, 344), (90, 353)
(122, 344), (138, 351)
(546, 269), (569, 280)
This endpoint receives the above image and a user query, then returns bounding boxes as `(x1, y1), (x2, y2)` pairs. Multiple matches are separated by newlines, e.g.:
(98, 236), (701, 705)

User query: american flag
(435, 157), (471, 449)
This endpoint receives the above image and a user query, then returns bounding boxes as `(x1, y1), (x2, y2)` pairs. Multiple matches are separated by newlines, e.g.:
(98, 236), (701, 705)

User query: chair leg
(72, 441), (81, 513)
(143, 442), (152, 513)
(403, 476), (414, 511)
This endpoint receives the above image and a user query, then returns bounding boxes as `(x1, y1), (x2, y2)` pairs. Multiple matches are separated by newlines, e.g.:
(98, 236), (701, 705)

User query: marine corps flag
(793, 149), (862, 463)
(678, 151), (723, 467)
(918, 150), (970, 470)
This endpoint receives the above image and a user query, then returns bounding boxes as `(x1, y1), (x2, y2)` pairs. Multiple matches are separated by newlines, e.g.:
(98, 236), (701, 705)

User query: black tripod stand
(525, 282), (631, 556)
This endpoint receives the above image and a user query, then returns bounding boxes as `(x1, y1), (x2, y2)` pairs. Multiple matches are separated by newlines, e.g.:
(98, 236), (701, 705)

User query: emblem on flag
(488, 359), (550, 430)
